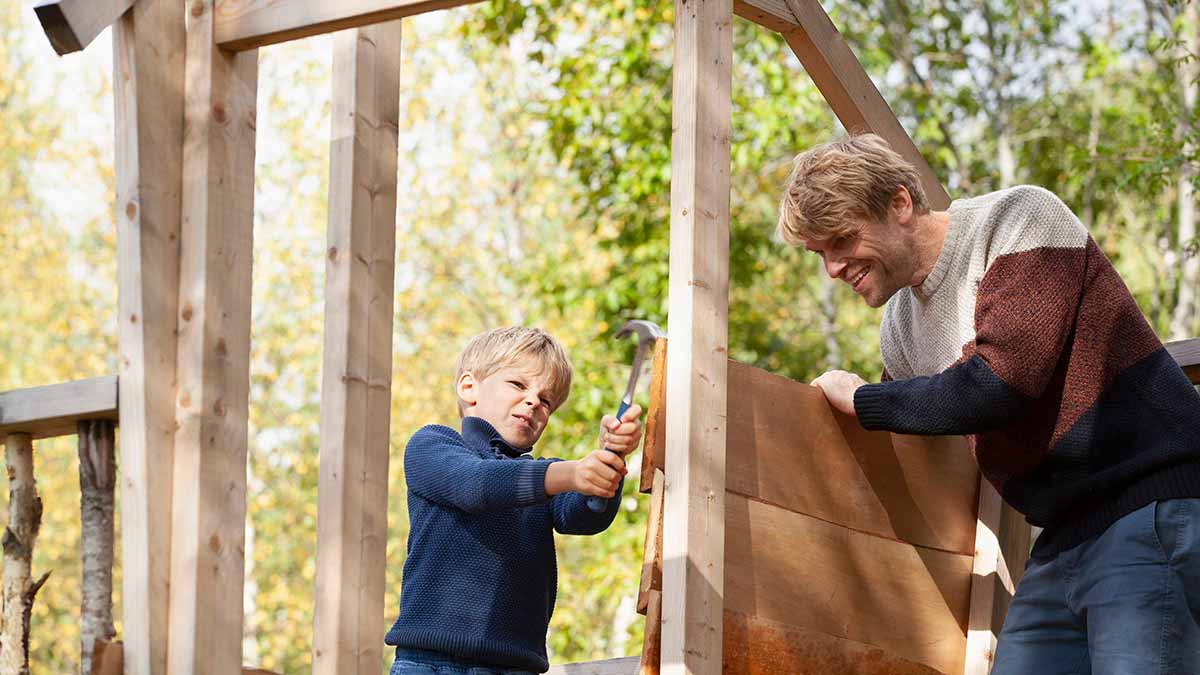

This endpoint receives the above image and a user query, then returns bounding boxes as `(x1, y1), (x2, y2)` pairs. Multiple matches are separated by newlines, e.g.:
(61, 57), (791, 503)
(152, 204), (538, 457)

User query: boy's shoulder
(407, 423), (463, 447)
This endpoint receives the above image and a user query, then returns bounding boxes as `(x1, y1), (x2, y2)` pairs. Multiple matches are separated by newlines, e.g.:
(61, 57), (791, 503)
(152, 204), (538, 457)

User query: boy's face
(458, 357), (558, 449)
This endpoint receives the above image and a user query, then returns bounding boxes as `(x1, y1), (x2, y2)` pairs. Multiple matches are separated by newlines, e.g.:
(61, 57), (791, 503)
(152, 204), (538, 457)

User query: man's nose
(824, 255), (847, 279)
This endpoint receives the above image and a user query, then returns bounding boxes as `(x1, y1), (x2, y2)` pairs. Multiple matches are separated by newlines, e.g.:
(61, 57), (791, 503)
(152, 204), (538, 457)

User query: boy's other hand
(572, 450), (627, 498)
(599, 404), (643, 457)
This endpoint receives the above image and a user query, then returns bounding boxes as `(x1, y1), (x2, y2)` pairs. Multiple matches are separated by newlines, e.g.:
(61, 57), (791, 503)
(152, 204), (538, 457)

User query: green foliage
(1, 0), (1197, 672)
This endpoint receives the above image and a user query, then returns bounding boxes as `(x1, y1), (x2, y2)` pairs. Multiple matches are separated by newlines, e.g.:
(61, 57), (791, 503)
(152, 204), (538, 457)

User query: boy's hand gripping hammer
(587, 320), (665, 513)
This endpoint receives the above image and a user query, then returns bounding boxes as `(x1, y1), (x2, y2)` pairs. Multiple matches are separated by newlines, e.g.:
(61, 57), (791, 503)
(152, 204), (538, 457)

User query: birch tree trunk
(1168, 1), (1199, 340)
(0, 433), (48, 675)
(78, 421), (117, 675)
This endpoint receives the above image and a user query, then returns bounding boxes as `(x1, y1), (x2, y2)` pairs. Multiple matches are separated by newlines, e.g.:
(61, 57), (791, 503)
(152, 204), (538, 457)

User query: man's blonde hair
(455, 326), (573, 416)
(777, 133), (929, 246)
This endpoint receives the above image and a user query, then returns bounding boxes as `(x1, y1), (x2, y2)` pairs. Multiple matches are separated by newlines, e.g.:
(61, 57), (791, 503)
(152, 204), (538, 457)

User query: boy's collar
(461, 416), (532, 458)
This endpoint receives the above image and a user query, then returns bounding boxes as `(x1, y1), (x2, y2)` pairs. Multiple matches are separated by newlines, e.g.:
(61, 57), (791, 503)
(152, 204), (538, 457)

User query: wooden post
(168, 0), (259, 671)
(0, 433), (49, 675)
(78, 420), (117, 675)
(112, 0), (185, 672)
(662, 0), (732, 672)
(312, 20), (401, 675)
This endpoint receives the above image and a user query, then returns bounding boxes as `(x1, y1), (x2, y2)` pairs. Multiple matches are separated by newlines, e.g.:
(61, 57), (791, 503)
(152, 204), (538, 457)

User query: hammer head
(616, 319), (665, 346)
(614, 320), (665, 406)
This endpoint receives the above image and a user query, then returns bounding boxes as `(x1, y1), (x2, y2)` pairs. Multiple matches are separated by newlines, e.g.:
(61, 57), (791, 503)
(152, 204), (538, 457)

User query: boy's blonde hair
(455, 327), (573, 416)
(776, 133), (930, 246)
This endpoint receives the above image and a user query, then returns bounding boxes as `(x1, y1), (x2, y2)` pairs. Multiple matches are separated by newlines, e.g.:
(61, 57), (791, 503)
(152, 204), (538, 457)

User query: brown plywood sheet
(724, 494), (972, 675)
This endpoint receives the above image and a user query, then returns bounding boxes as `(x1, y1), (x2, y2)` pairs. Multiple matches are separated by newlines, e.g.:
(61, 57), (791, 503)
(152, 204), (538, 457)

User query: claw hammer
(587, 319), (666, 513)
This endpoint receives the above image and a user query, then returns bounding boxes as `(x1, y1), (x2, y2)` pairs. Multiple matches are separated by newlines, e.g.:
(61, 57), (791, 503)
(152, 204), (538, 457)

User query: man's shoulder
(954, 185), (1087, 256)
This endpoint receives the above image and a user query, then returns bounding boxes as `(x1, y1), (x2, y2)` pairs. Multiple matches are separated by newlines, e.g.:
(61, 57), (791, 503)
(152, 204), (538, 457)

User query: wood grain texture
(723, 611), (944, 675)
(1166, 337), (1200, 384)
(311, 20), (402, 675)
(169, 1), (259, 671)
(34, 0), (136, 55)
(724, 494), (972, 675)
(0, 376), (117, 441)
(638, 338), (667, 493)
(661, 0), (734, 672)
(214, 0), (479, 50)
(640, 589), (662, 675)
(112, 0), (186, 671)
(638, 468), (665, 614)
(545, 657), (641, 675)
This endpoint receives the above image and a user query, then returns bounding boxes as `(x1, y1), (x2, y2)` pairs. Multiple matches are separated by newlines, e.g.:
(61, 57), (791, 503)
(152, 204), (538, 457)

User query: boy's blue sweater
(384, 416), (623, 672)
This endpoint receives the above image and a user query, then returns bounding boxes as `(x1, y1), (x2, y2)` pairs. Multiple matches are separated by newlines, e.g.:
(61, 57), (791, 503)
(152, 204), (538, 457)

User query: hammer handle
(586, 400), (631, 513)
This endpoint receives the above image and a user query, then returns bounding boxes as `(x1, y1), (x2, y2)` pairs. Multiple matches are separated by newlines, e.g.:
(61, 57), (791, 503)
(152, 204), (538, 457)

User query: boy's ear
(457, 372), (479, 408)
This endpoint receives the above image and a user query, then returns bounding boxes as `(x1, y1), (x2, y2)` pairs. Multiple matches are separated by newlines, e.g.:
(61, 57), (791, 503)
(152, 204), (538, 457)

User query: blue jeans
(992, 499), (1200, 674)
(389, 648), (538, 675)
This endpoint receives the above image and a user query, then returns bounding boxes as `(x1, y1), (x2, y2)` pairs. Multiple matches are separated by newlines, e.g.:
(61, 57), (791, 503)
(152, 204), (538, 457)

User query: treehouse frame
(27, 0), (1050, 673)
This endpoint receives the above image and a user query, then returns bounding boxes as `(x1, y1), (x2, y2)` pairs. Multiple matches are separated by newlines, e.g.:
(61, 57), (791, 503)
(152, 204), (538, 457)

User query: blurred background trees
(0, 0), (1195, 670)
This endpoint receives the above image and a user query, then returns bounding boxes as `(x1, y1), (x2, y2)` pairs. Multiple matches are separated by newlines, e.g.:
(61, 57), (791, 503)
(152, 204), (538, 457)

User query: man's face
(804, 216), (920, 308)
(459, 357), (558, 449)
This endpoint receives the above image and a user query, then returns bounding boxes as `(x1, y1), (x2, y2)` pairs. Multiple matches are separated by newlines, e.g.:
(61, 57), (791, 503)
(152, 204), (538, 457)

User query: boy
(385, 326), (643, 674)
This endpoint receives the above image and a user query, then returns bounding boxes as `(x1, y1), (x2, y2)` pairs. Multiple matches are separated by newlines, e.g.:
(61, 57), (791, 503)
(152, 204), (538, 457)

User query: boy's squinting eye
(508, 380), (524, 389)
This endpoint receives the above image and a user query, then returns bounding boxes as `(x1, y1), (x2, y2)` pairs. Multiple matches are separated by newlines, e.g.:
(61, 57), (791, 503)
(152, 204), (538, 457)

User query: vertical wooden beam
(662, 0), (732, 672)
(964, 481), (1030, 674)
(169, 1), (259, 671)
(779, 0), (950, 210)
(112, 1), (185, 673)
(312, 20), (401, 675)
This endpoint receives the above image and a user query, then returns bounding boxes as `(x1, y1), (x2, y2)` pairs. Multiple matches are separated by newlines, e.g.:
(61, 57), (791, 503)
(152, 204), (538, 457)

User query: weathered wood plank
(662, 0), (733, 672)
(1166, 337), (1200, 384)
(734, 0), (949, 210)
(964, 482), (1030, 675)
(723, 494), (973, 675)
(214, 0), (480, 51)
(112, 0), (186, 671)
(546, 657), (641, 675)
(34, 0), (136, 55)
(638, 337), (667, 494)
(311, 20), (401, 675)
(168, 0), (259, 671)
(642, 355), (980, 555)
(637, 468), (665, 614)
(0, 376), (117, 441)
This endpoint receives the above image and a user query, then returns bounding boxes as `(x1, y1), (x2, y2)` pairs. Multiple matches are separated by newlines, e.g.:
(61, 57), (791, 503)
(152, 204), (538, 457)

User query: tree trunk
(1168, 1), (1199, 340)
(78, 421), (117, 675)
(0, 433), (48, 675)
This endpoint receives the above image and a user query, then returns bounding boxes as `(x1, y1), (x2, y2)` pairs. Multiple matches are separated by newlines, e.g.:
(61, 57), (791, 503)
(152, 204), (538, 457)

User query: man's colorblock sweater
(384, 416), (622, 672)
(854, 185), (1200, 559)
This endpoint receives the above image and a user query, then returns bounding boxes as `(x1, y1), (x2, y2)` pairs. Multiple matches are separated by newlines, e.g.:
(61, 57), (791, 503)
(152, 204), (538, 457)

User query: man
(779, 133), (1200, 673)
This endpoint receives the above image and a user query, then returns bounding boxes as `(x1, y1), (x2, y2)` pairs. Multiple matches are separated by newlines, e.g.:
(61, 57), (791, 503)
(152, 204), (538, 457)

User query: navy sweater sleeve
(548, 476), (625, 535)
(403, 425), (551, 514)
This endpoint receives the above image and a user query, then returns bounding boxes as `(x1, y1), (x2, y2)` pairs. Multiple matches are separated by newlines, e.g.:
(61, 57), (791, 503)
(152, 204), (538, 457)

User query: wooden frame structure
(28, 0), (1200, 673)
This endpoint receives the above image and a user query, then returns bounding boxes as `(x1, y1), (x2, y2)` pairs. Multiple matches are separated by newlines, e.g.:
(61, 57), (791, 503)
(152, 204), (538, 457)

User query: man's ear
(892, 186), (915, 226)
(457, 372), (479, 408)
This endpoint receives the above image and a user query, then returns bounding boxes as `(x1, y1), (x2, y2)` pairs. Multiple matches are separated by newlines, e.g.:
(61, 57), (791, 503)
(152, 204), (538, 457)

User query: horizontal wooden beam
(0, 376), (118, 440)
(545, 657), (640, 675)
(214, 0), (480, 51)
(34, 0), (136, 55)
(1166, 338), (1200, 384)
(736, 0), (950, 210)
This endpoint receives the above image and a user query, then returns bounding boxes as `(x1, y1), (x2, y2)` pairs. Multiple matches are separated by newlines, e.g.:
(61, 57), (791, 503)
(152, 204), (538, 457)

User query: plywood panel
(723, 611), (944, 675)
(724, 494), (971, 675)
(725, 363), (980, 555)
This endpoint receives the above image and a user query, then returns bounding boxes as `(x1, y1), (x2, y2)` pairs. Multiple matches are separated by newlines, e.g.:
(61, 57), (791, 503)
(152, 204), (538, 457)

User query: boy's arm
(549, 476), (625, 535)
(404, 425), (551, 514)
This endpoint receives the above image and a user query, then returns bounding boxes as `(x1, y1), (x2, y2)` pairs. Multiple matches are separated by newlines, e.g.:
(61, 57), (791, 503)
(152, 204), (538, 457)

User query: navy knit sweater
(854, 186), (1200, 560)
(384, 416), (623, 672)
